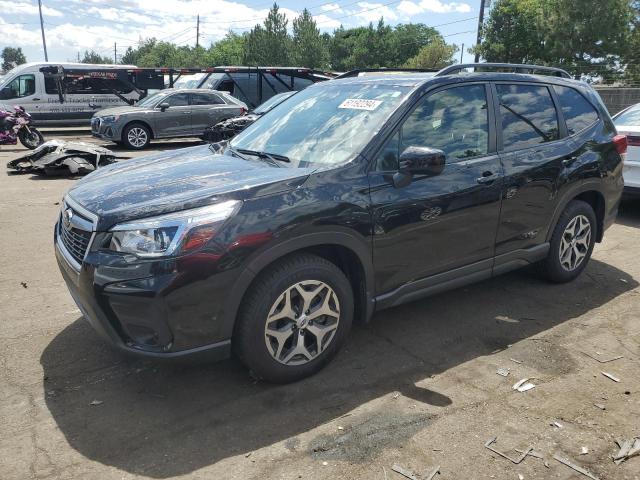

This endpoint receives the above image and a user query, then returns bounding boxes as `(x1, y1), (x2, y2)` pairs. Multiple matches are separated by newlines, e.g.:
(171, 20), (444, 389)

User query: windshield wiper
(236, 148), (291, 166)
(223, 145), (250, 160)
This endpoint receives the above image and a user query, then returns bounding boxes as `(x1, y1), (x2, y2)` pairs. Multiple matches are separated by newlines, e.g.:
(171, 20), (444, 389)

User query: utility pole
(474, 0), (486, 63)
(77, 51), (80, 62)
(38, 0), (48, 61)
(114, 42), (117, 64)
(196, 15), (200, 48)
(460, 43), (464, 64)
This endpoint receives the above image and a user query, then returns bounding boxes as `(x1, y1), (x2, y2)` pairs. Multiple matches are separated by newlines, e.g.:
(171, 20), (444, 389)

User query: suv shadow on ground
(40, 258), (637, 478)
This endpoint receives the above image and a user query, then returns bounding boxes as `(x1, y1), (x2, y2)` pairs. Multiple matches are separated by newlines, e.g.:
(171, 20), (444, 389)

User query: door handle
(477, 171), (496, 184)
(32, 98), (41, 101)
(182, 111), (191, 114)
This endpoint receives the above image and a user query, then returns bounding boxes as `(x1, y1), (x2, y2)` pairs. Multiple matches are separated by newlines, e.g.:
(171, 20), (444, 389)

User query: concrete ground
(1, 133), (639, 480)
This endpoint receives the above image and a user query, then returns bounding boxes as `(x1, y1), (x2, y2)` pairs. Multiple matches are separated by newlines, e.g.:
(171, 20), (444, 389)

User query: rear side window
(45, 76), (133, 95)
(496, 84), (559, 150)
(554, 86), (599, 135)
(191, 92), (224, 105)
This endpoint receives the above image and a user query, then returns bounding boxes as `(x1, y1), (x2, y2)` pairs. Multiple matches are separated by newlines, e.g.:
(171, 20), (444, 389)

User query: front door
(369, 83), (503, 296)
(155, 92), (192, 137)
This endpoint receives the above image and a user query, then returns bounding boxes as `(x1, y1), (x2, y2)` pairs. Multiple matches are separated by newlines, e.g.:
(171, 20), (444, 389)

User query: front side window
(497, 84), (559, 150)
(2, 74), (35, 99)
(165, 93), (190, 107)
(374, 84), (490, 170)
(231, 82), (411, 168)
(554, 86), (599, 135)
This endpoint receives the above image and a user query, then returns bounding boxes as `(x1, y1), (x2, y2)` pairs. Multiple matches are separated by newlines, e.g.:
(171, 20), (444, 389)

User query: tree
(1, 47), (27, 71)
(542, 0), (633, 79)
(473, 0), (545, 64)
(624, 1), (640, 84)
(389, 24), (442, 67)
(404, 38), (458, 69)
(292, 9), (328, 68)
(208, 32), (246, 66)
(244, 3), (291, 65)
(81, 50), (113, 64)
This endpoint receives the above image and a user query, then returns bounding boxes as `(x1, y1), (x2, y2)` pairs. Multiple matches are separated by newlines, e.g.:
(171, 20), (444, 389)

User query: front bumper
(54, 222), (234, 361)
(90, 118), (121, 142)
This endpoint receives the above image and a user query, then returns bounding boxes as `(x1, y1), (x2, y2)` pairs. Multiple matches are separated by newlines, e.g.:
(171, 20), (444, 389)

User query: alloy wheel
(559, 214), (591, 271)
(264, 280), (340, 366)
(127, 127), (148, 148)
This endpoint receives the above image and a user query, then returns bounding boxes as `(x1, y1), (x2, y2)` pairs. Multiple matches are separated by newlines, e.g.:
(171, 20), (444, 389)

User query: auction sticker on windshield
(338, 99), (382, 110)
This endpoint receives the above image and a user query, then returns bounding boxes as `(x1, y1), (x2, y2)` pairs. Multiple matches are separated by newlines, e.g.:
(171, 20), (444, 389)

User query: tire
(234, 253), (353, 383)
(540, 200), (597, 283)
(122, 123), (151, 149)
(18, 128), (44, 149)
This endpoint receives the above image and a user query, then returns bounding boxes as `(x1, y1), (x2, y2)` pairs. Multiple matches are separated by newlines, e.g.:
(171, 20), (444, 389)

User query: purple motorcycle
(0, 105), (44, 149)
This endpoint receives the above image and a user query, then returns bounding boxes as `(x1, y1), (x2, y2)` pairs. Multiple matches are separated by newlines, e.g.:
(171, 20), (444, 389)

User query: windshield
(230, 82), (411, 167)
(173, 73), (206, 89)
(254, 92), (296, 114)
(614, 104), (640, 126)
(136, 91), (168, 107)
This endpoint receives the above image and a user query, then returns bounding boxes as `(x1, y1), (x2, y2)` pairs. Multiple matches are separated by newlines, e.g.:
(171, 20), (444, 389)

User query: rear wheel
(540, 200), (596, 283)
(234, 254), (353, 383)
(123, 123), (151, 149)
(18, 128), (44, 149)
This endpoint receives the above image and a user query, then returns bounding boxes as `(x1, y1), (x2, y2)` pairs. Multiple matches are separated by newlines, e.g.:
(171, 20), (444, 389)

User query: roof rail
(436, 63), (572, 79)
(335, 68), (438, 79)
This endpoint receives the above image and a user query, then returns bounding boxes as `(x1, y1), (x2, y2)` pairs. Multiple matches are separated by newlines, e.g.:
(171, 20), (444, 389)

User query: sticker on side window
(338, 99), (382, 111)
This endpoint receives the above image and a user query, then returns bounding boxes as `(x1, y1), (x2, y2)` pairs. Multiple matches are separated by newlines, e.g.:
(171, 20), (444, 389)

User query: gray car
(91, 88), (247, 149)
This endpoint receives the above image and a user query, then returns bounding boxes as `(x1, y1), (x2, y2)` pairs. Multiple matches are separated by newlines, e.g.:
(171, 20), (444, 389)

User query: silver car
(91, 88), (247, 149)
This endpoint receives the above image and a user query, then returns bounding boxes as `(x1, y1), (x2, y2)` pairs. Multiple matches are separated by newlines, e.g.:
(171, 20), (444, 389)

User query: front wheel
(18, 128), (44, 149)
(540, 200), (596, 283)
(122, 123), (151, 149)
(234, 254), (353, 383)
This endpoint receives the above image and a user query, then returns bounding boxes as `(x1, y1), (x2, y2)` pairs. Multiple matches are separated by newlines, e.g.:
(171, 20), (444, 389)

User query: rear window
(496, 84), (559, 150)
(554, 86), (599, 135)
(614, 104), (640, 126)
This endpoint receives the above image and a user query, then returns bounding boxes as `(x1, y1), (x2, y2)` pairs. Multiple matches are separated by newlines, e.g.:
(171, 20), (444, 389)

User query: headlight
(102, 115), (119, 123)
(109, 200), (240, 258)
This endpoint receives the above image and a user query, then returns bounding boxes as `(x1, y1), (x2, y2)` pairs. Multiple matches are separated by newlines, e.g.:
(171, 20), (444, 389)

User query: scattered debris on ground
(509, 358), (523, 364)
(485, 437), (533, 464)
(581, 351), (624, 363)
(424, 465), (440, 480)
(613, 437), (640, 465)
(89, 400), (103, 406)
(513, 378), (536, 392)
(7, 140), (122, 176)
(20, 281), (27, 288)
(391, 464), (418, 480)
(601, 372), (620, 383)
(553, 454), (600, 480)
(496, 368), (510, 377)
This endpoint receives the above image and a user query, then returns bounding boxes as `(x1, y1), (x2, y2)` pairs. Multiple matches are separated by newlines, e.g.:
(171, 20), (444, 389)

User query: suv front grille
(58, 204), (95, 267)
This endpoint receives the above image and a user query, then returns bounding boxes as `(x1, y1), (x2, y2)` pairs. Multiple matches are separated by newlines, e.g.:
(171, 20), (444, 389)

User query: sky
(0, 0), (483, 66)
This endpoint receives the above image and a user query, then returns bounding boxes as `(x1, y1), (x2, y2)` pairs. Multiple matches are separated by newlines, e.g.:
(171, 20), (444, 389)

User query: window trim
(491, 81), (564, 153)
(552, 85), (600, 138)
(370, 81), (497, 172)
(189, 92), (226, 106)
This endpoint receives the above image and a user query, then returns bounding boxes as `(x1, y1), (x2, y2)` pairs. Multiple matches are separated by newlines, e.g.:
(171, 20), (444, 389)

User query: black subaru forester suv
(55, 63), (626, 383)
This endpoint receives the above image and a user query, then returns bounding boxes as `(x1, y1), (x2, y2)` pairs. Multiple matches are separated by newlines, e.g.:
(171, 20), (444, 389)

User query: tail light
(626, 135), (640, 147)
(613, 134), (627, 157)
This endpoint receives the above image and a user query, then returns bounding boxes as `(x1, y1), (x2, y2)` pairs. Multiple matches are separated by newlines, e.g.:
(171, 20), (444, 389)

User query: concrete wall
(594, 87), (640, 115)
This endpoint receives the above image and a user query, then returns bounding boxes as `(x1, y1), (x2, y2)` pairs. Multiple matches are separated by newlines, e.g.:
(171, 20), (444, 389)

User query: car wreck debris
(601, 372), (620, 383)
(484, 437), (533, 464)
(613, 437), (640, 465)
(424, 465), (440, 480)
(391, 464), (418, 480)
(581, 351), (624, 363)
(513, 378), (536, 392)
(7, 140), (121, 176)
(497, 368), (510, 377)
(553, 454), (600, 480)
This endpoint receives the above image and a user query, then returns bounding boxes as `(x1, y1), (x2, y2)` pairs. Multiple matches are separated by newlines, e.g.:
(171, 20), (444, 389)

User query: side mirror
(159, 102), (170, 111)
(0, 87), (10, 100)
(399, 146), (446, 176)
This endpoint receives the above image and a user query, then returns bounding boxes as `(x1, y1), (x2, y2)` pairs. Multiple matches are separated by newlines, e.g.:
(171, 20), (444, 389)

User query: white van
(0, 62), (139, 126)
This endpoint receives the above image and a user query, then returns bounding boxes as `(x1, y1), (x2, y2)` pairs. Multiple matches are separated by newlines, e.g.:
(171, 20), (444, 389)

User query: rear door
(493, 82), (570, 256)
(369, 83), (503, 296)
(189, 92), (239, 135)
(155, 92), (192, 137)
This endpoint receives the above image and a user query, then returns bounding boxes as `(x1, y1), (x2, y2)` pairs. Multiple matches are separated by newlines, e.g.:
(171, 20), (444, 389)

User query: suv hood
(68, 144), (314, 230)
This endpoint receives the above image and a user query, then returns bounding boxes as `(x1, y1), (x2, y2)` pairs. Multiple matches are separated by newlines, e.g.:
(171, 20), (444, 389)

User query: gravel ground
(1, 133), (639, 480)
